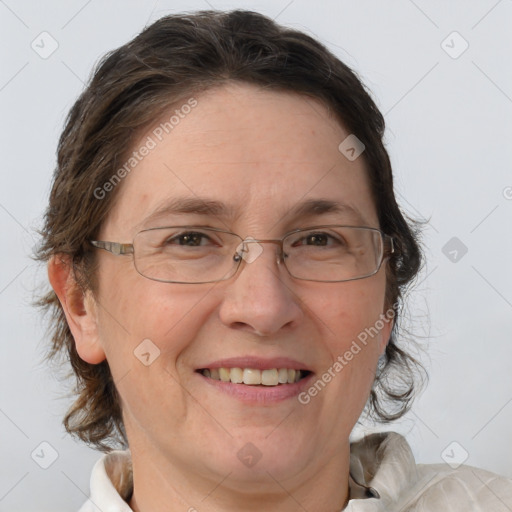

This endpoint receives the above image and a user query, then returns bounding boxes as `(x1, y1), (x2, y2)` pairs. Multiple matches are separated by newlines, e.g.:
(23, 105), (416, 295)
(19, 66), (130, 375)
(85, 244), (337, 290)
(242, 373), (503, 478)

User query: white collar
(79, 431), (416, 511)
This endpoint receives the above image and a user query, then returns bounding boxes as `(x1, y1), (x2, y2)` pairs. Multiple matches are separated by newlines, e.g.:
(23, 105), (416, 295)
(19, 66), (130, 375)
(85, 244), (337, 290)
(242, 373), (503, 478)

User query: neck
(127, 441), (350, 512)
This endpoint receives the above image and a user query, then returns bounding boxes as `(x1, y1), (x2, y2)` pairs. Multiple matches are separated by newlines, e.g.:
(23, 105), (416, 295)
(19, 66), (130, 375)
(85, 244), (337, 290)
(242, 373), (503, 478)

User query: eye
(292, 232), (344, 247)
(165, 231), (216, 247)
(304, 233), (330, 246)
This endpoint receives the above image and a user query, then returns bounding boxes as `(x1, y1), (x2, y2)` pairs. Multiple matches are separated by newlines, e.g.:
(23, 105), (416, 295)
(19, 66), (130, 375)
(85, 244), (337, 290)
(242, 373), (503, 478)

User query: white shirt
(78, 431), (512, 511)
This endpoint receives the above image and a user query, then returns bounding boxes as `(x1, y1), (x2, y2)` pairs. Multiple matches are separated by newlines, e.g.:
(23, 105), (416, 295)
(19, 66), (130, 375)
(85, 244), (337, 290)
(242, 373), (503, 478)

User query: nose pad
(235, 237), (264, 264)
(234, 238), (283, 266)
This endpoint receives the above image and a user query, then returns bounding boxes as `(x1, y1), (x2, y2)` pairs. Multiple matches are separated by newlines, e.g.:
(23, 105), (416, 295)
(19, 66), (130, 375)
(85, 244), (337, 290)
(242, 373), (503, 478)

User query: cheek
(95, 260), (216, 376)
(316, 274), (388, 355)
(94, 276), (219, 431)
(311, 275), (388, 403)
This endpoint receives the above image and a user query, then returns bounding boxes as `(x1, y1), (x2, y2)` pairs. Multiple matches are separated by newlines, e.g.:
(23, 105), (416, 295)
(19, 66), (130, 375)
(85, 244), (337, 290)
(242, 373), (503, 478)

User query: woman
(37, 9), (512, 511)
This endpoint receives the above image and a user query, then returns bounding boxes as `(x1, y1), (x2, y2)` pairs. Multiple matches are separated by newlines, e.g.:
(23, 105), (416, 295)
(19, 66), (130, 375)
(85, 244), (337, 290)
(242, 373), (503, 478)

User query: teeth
(201, 367), (307, 385)
(243, 368), (261, 385)
(219, 367), (231, 382)
(230, 367), (243, 384)
(278, 368), (288, 384)
(261, 369), (278, 386)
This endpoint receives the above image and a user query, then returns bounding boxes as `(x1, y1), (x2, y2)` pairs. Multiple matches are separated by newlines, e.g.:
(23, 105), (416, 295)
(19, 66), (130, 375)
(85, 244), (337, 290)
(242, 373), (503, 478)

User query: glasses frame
(90, 225), (395, 284)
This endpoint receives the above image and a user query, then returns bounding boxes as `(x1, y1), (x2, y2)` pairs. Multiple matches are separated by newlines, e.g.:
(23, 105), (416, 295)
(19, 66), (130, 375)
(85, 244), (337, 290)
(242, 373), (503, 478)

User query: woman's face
(88, 83), (392, 486)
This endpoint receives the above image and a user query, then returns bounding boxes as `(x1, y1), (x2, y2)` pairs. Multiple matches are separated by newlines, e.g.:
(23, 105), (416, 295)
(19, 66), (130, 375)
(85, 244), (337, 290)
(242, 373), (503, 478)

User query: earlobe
(48, 255), (106, 364)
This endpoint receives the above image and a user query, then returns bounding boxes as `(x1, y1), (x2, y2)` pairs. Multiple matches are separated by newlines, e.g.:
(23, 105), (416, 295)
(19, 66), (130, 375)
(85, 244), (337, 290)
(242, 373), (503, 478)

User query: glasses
(90, 225), (394, 284)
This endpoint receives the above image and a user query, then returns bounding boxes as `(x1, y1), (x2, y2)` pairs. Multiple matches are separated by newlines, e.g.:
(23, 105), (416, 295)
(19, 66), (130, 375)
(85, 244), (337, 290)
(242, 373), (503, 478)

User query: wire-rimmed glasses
(90, 225), (394, 284)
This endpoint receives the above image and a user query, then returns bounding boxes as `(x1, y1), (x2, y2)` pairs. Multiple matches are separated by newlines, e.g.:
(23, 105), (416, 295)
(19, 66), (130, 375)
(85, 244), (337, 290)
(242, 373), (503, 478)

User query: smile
(198, 367), (311, 386)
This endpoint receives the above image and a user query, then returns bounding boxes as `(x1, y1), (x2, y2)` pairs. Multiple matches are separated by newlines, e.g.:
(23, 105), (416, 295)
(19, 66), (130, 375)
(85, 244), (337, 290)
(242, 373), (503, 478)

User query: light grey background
(1, 0), (511, 510)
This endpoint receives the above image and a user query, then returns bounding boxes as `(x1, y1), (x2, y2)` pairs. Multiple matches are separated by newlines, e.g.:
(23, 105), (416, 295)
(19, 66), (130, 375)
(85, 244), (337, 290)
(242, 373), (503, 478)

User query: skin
(49, 82), (393, 512)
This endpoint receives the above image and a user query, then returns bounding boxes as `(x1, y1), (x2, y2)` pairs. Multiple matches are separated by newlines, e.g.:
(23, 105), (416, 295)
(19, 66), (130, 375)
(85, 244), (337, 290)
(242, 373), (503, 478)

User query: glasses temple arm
(383, 235), (394, 256)
(90, 240), (134, 255)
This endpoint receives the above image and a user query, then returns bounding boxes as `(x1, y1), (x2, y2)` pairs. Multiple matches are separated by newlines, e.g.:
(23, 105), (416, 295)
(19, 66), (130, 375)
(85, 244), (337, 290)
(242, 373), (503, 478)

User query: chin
(220, 428), (312, 481)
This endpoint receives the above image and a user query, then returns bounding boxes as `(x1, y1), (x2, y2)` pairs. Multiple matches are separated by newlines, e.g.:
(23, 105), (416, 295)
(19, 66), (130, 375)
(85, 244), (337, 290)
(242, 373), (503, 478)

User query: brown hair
(36, 9), (426, 452)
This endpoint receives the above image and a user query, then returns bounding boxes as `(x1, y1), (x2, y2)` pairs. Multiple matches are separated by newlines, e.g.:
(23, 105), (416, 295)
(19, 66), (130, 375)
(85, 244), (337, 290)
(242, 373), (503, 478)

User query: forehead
(100, 82), (378, 237)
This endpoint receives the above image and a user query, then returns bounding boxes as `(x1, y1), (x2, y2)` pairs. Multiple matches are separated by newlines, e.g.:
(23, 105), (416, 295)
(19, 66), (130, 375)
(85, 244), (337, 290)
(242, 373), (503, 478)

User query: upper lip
(196, 356), (313, 372)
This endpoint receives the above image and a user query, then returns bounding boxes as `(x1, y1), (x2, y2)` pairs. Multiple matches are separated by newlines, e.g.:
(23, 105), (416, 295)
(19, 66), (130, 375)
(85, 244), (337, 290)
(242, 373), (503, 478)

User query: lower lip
(196, 372), (315, 404)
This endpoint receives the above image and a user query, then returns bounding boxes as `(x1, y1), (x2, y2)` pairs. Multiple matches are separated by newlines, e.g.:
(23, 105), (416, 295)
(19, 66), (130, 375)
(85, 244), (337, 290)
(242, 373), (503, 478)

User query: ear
(48, 255), (106, 364)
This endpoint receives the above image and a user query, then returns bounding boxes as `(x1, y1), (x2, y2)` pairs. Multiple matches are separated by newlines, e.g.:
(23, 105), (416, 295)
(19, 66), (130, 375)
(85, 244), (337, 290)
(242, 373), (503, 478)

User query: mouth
(196, 367), (312, 386)
(194, 356), (315, 403)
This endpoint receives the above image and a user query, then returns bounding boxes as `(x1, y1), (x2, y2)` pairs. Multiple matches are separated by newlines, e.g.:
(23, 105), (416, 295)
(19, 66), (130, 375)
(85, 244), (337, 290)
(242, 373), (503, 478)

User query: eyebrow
(141, 197), (236, 227)
(140, 197), (369, 228)
(290, 199), (368, 224)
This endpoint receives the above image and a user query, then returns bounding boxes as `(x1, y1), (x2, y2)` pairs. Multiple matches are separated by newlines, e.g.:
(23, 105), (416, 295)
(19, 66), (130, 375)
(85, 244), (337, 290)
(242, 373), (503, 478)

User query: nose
(217, 239), (303, 337)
